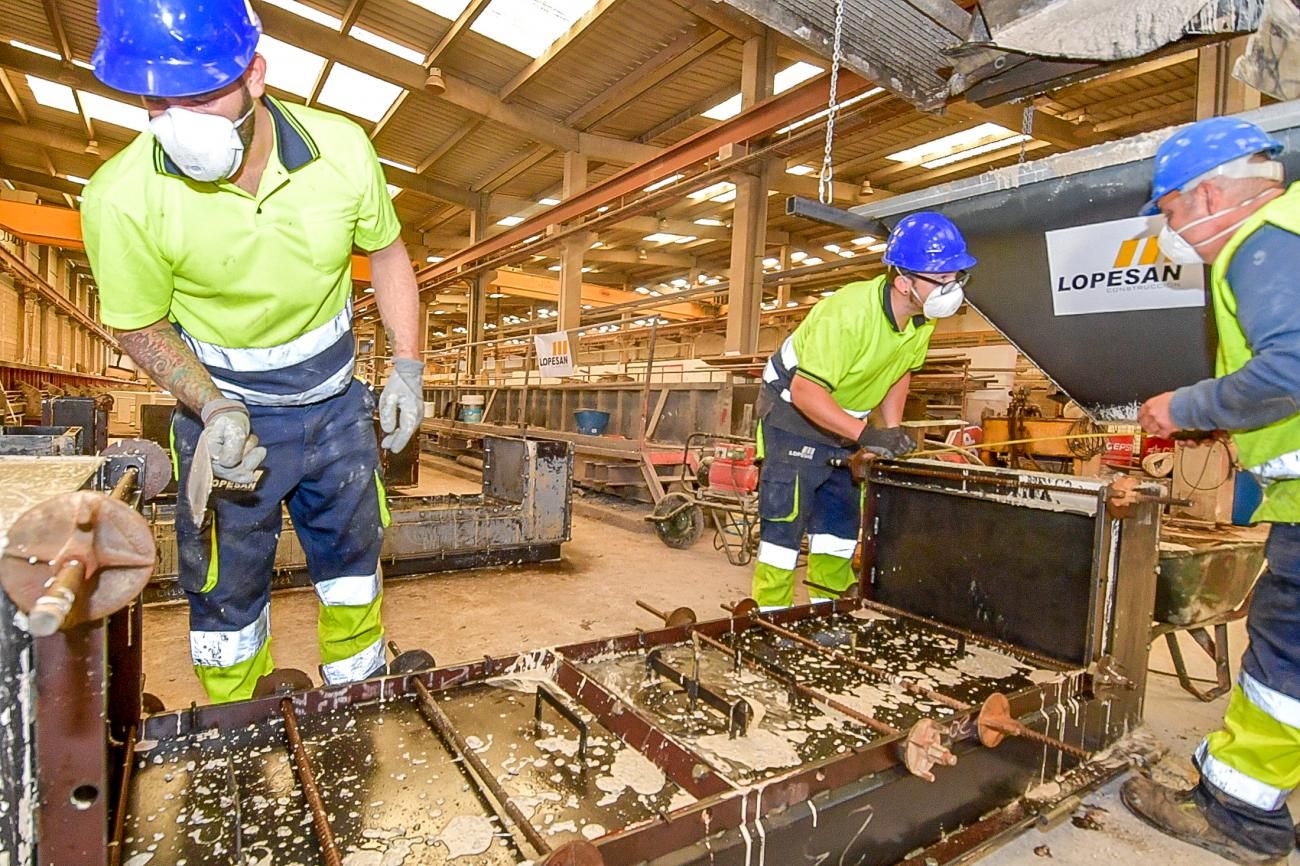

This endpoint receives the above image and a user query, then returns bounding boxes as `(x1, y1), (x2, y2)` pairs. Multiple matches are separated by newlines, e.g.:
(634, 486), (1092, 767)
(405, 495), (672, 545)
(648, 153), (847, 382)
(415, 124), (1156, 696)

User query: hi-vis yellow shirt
(82, 96), (400, 349)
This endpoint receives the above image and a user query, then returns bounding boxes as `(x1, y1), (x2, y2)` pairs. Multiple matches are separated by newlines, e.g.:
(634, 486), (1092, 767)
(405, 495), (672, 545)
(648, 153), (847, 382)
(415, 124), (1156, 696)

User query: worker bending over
(1125, 117), (1300, 866)
(82, 0), (426, 702)
(752, 213), (977, 609)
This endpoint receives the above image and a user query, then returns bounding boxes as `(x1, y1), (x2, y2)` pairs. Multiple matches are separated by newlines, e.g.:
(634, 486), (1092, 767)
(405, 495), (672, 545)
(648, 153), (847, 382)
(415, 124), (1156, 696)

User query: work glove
(856, 425), (915, 459)
(199, 398), (266, 484)
(379, 358), (425, 453)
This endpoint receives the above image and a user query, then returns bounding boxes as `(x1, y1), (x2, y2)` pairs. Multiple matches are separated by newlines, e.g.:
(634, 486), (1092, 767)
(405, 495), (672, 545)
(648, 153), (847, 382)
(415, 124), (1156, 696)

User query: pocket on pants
(760, 463), (801, 524)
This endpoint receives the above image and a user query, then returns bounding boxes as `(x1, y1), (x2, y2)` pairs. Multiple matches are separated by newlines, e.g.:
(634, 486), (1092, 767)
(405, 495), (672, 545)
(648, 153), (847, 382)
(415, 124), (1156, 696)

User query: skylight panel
(79, 91), (148, 131)
(704, 62), (825, 122)
(643, 174), (683, 192)
(702, 94), (742, 121)
(497, 215), (526, 226)
(378, 157), (419, 172)
(776, 87), (882, 134)
(317, 64), (402, 122)
(257, 35), (328, 97)
(471, 0), (600, 59)
(10, 40), (61, 60)
(786, 164), (815, 175)
(688, 181), (735, 201)
(352, 28), (425, 64)
(260, 0), (342, 29)
(65, 174), (90, 185)
(537, 197), (560, 206)
(643, 232), (696, 244)
(921, 134), (1030, 168)
(887, 123), (1017, 165)
(25, 75), (77, 113)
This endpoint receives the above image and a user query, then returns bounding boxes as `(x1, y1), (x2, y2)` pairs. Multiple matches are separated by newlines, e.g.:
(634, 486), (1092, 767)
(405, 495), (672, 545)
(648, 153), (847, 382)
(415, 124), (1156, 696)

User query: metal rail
(107, 724), (137, 866)
(279, 699), (343, 866)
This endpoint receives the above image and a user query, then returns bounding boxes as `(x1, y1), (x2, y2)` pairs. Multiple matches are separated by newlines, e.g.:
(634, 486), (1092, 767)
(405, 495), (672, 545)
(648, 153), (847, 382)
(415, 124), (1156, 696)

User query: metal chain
(818, 0), (846, 204)
(1019, 105), (1034, 164)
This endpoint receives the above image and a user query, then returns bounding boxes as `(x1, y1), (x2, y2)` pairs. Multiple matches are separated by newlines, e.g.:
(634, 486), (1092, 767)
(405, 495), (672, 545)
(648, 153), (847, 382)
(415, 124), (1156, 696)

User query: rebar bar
(279, 699), (343, 866)
(410, 674), (552, 857)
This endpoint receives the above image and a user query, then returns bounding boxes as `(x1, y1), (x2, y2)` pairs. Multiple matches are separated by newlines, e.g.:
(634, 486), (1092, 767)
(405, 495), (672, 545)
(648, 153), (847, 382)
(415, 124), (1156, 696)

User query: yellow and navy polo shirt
(82, 96), (400, 350)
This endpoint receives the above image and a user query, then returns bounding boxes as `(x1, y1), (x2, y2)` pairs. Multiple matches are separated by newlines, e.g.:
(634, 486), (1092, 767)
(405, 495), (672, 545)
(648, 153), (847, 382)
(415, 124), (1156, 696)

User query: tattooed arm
(116, 319), (223, 414)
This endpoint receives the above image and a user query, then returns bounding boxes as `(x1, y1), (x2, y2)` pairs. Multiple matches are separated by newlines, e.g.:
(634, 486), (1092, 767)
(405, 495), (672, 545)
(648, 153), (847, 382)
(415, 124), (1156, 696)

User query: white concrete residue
(953, 646), (1030, 680)
(594, 747), (666, 798)
(668, 789), (697, 812)
(124, 854), (155, 866)
(581, 823), (605, 841)
(1028, 669), (1067, 685)
(487, 649), (558, 694)
(695, 728), (801, 772)
(437, 814), (495, 859)
(534, 735), (581, 758)
(848, 608), (891, 622)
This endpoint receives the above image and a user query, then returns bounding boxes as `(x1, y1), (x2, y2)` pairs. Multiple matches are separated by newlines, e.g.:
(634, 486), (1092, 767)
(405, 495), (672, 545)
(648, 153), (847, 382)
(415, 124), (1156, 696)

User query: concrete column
(13, 289), (24, 365)
(775, 244), (792, 306)
(724, 29), (775, 356)
(558, 152), (590, 334)
(466, 198), (491, 378)
(33, 301), (44, 366)
(1196, 36), (1260, 119)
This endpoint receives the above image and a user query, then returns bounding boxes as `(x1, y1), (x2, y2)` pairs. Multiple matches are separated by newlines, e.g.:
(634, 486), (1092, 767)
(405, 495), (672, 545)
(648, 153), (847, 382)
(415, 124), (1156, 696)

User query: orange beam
(0, 200), (373, 282)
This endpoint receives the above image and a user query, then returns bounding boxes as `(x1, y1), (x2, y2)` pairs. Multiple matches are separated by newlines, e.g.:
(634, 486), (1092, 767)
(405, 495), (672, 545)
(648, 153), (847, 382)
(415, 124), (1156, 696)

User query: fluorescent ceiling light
(65, 174), (89, 185)
(762, 257), (779, 268)
(713, 189), (736, 203)
(644, 174), (683, 192)
(538, 197), (560, 206)
(489, 292), (507, 299)
(547, 264), (561, 271)
(386, 184), (402, 197)
(851, 235), (875, 245)
(824, 243), (841, 253)
(471, 0), (600, 59)
(25, 75), (77, 113)
(694, 218), (726, 227)
(802, 256), (824, 266)
(921, 134), (1031, 168)
(378, 157), (418, 173)
(257, 35), (328, 97)
(79, 91), (148, 131)
(352, 28), (425, 64)
(497, 215), (526, 226)
(72, 59), (93, 70)
(643, 232), (696, 244)
(426, 255), (445, 263)
(790, 250), (807, 262)
(9, 40), (60, 60)
(887, 122), (1017, 165)
(318, 64), (402, 122)
(786, 164), (815, 176)
(363, 286), (376, 293)
(261, 0), (341, 28)
(868, 242), (887, 253)
(670, 278), (689, 288)
(777, 87), (882, 134)
(688, 181), (735, 201)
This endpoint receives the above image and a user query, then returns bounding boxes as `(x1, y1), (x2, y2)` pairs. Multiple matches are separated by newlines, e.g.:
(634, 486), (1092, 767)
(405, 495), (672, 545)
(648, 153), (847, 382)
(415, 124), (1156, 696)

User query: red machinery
(648, 434), (760, 565)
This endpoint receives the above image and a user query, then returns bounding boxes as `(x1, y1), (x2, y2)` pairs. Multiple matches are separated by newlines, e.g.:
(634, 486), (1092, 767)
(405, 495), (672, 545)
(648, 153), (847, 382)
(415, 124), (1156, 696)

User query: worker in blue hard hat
(1124, 115), (1300, 865)
(82, 0), (426, 702)
(750, 212), (976, 609)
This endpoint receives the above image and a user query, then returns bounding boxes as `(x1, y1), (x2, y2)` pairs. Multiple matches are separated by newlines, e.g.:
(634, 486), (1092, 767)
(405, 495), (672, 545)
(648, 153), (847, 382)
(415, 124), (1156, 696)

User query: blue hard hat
(92, 0), (262, 97)
(1141, 117), (1283, 215)
(882, 212), (977, 273)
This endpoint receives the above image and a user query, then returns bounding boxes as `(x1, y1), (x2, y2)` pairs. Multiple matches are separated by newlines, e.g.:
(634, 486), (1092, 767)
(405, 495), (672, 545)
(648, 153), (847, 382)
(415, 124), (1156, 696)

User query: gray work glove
(200, 398), (266, 484)
(856, 425), (915, 459)
(379, 358), (425, 452)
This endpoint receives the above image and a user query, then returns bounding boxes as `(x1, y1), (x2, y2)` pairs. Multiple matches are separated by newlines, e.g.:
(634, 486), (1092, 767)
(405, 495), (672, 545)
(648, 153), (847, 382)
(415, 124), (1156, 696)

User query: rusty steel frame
(133, 604), (1087, 866)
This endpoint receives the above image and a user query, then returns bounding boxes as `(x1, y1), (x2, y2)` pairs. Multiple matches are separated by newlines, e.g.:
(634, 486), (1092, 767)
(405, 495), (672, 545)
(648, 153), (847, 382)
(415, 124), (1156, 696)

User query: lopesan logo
(537, 338), (570, 369)
(1055, 234), (1183, 293)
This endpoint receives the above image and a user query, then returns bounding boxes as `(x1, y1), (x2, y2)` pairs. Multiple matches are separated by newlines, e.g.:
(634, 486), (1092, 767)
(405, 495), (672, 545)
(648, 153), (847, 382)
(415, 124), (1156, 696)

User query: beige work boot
(1121, 775), (1288, 865)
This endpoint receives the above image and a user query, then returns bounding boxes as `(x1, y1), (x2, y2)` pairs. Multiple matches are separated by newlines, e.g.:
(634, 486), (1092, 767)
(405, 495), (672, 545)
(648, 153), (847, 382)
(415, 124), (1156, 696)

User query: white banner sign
(1045, 215), (1206, 316)
(533, 330), (576, 378)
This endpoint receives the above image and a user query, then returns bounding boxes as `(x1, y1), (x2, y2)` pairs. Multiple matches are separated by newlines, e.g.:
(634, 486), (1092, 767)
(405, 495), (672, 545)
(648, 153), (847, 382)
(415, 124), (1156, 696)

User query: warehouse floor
(141, 456), (1299, 865)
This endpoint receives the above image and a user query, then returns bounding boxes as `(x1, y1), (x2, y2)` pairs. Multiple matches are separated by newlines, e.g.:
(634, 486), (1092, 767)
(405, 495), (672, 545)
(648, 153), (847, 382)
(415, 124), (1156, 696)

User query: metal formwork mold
(114, 596), (1150, 866)
(143, 436), (574, 601)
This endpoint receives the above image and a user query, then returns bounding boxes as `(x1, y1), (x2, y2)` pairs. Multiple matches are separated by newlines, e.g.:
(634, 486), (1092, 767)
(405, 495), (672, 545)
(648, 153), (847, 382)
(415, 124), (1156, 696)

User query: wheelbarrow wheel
(654, 493), (704, 549)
